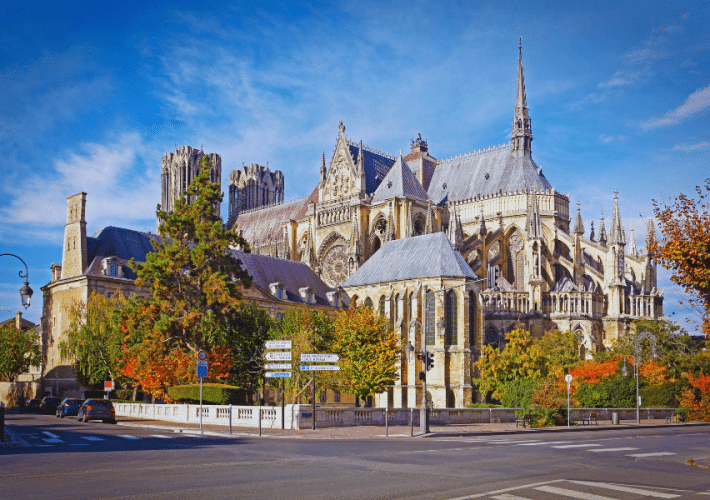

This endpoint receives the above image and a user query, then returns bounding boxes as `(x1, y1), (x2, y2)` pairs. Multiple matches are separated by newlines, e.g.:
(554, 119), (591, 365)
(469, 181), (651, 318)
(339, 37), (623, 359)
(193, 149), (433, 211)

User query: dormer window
(299, 287), (315, 305)
(269, 282), (286, 300)
(101, 257), (124, 278)
(326, 291), (340, 308)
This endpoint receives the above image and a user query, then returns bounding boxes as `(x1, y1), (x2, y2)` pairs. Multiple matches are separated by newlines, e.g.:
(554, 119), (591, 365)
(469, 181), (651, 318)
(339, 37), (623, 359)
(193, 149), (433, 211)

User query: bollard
(258, 407), (262, 437)
(229, 404), (232, 434)
(0, 402), (4, 442)
(385, 407), (389, 438)
(410, 408), (414, 438)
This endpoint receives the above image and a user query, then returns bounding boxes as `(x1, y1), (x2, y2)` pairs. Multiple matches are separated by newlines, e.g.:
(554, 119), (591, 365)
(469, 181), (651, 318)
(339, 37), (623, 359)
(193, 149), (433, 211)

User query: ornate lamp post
(622, 329), (657, 425)
(407, 319), (429, 433)
(0, 253), (33, 309)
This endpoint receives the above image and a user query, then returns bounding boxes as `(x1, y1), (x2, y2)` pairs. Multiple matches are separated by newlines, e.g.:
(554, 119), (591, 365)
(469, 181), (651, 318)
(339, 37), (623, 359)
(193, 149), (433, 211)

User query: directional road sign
(265, 372), (292, 378)
(197, 364), (208, 378)
(300, 353), (340, 363)
(196, 360), (208, 367)
(264, 363), (292, 370)
(300, 365), (341, 371)
(265, 352), (292, 361)
(265, 340), (292, 350)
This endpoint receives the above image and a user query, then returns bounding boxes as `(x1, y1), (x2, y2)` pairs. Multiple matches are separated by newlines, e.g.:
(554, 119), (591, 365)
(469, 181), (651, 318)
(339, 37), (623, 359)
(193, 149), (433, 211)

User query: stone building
(231, 40), (663, 361)
(227, 163), (285, 224)
(40, 193), (338, 398)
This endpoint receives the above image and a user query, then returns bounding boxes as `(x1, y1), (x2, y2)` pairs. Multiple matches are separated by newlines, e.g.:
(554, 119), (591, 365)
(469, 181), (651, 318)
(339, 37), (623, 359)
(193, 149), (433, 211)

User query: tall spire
(645, 218), (656, 255)
(478, 205), (487, 237)
(511, 36), (533, 158)
(609, 189), (626, 246)
(425, 200), (434, 234)
(628, 222), (637, 256)
(357, 140), (364, 174)
(320, 151), (327, 185)
(599, 211), (608, 246)
(589, 221), (596, 242)
(573, 201), (585, 236)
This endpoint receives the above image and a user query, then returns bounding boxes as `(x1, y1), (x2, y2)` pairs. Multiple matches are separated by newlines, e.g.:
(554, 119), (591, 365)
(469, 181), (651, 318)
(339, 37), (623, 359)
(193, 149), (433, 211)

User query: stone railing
(113, 403), (675, 429)
(543, 292), (605, 318)
(627, 295), (660, 319)
(482, 292), (530, 315)
(317, 205), (351, 227)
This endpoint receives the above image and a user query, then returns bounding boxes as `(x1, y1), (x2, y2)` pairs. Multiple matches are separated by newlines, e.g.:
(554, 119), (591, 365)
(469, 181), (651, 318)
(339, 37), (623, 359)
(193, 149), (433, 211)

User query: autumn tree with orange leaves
(652, 178), (710, 336)
(119, 157), (252, 400)
(679, 371), (710, 422)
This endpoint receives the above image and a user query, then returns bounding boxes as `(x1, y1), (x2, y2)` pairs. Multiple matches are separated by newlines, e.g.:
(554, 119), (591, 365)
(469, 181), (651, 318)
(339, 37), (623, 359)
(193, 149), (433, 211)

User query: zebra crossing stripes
(627, 452), (677, 458)
(587, 447), (639, 452)
(567, 480), (681, 498)
(80, 436), (104, 441)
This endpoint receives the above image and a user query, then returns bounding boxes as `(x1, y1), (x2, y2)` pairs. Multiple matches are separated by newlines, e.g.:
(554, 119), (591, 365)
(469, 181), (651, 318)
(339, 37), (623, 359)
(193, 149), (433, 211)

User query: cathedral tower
(511, 37), (533, 159)
(228, 163), (284, 223)
(61, 192), (88, 278)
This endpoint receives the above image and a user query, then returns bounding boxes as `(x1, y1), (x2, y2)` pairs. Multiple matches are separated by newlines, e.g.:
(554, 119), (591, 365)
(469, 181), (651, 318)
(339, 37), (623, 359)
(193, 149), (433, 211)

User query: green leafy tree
(537, 329), (583, 378)
(332, 305), (401, 403)
(119, 157), (252, 399)
(60, 291), (127, 386)
(268, 308), (335, 404)
(0, 323), (40, 381)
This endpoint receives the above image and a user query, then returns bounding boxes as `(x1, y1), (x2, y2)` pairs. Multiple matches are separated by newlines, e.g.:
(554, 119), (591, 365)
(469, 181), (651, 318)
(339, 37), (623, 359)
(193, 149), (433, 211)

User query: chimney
(15, 311), (22, 330)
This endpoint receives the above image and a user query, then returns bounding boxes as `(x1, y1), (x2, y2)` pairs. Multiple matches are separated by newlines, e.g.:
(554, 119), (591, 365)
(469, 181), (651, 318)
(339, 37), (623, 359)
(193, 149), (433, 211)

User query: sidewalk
(113, 416), (705, 440)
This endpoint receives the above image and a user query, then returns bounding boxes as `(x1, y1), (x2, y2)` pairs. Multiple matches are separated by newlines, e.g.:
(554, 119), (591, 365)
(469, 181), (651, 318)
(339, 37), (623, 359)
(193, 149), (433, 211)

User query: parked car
(56, 398), (85, 418)
(77, 399), (116, 423)
(25, 399), (41, 413)
(39, 396), (61, 415)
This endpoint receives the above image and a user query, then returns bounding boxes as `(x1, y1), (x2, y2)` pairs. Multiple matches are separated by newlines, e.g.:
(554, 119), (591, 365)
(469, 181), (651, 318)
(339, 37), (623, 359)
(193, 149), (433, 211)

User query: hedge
(167, 384), (243, 405)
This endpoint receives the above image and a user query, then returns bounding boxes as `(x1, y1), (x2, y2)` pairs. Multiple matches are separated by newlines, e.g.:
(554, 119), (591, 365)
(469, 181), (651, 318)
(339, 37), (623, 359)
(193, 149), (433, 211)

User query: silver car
(77, 399), (116, 424)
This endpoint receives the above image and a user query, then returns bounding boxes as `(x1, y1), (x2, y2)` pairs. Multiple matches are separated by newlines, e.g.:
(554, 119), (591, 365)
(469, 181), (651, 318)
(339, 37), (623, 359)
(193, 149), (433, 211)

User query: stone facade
(227, 163), (285, 224)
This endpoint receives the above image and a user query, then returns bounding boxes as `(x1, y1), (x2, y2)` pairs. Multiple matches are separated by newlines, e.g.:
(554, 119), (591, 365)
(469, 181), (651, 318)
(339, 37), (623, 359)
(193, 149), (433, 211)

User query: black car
(77, 399), (116, 423)
(39, 396), (61, 415)
(56, 398), (85, 418)
(25, 398), (41, 413)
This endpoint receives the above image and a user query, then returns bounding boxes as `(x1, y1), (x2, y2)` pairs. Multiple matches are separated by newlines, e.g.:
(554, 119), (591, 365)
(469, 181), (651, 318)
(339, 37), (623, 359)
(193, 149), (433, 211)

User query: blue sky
(1, 1), (708, 330)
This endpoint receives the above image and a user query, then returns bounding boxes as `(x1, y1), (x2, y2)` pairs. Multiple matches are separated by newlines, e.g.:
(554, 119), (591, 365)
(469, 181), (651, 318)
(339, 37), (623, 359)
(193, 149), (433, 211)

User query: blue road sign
(197, 364), (208, 378)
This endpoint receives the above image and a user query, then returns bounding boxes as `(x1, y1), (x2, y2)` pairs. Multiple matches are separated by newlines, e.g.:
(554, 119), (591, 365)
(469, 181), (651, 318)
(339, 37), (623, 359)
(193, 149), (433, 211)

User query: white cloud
(625, 36), (669, 63)
(671, 141), (710, 152)
(642, 83), (710, 130)
(598, 71), (639, 88)
(599, 134), (627, 144)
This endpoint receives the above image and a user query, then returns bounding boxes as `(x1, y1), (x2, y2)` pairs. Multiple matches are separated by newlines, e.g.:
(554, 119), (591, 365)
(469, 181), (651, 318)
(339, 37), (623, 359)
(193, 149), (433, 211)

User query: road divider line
(586, 447), (639, 453)
(151, 434), (174, 439)
(626, 452), (676, 457)
(535, 485), (618, 499)
(80, 436), (104, 441)
(552, 444), (603, 449)
(118, 435), (139, 440)
(567, 480), (680, 498)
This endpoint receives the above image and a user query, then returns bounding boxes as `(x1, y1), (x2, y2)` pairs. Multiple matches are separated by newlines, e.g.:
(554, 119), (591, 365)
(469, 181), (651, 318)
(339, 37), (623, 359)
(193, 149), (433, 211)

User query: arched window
(445, 290), (457, 345)
(379, 295), (386, 317)
(468, 291), (476, 349)
(109, 260), (118, 277)
(425, 290), (435, 345)
(364, 297), (373, 309)
(394, 294), (399, 321)
(408, 292), (413, 322)
(485, 326), (499, 350)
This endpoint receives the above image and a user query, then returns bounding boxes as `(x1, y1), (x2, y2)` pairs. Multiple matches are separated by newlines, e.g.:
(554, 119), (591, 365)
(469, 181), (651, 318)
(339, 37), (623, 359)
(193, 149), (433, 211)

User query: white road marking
(568, 480), (680, 498)
(552, 443), (603, 449)
(118, 435), (140, 440)
(517, 441), (570, 446)
(151, 434), (174, 439)
(626, 452), (677, 457)
(42, 431), (60, 439)
(42, 438), (62, 443)
(80, 436), (104, 441)
(70, 443), (91, 446)
(447, 480), (565, 499)
(35, 444), (55, 447)
(535, 485), (618, 499)
(586, 447), (639, 453)
(490, 494), (531, 500)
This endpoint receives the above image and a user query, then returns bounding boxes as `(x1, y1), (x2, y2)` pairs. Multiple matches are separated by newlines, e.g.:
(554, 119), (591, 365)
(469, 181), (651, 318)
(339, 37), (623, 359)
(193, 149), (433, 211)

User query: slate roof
(342, 232), (475, 287)
(347, 143), (396, 195)
(427, 144), (553, 205)
(370, 155), (429, 204)
(232, 187), (318, 246)
(230, 250), (335, 307)
(85, 226), (162, 279)
(0, 314), (37, 331)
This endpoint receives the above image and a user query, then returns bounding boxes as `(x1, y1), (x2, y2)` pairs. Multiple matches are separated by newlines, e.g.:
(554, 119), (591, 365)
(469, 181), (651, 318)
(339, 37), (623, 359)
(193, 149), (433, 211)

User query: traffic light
(418, 371), (426, 381)
(416, 352), (425, 363)
(425, 351), (434, 371)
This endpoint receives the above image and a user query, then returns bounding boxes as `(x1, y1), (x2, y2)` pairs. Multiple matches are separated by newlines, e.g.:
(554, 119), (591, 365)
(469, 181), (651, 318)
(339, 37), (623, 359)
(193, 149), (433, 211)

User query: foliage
(529, 377), (566, 426)
(268, 308), (335, 404)
(465, 403), (501, 408)
(679, 371), (710, 422)
(568, 358), (620, 387)
(640, 380), (689, 408)
(0, 323), (40, 381)
(167, 383), (242, 405)
(652, 179), (710, 336)
(500, 378), (539, 408)
(332, 305), (401, 401)
(119, 157), (250, 399)
(60, 291), (127, 386)
(536, 329), (584, 379)
(574, 375), (635, 408)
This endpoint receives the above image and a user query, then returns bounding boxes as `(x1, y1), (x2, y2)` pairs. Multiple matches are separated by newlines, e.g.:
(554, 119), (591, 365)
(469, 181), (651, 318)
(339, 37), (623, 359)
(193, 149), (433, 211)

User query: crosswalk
(17, 430), (207, 447)
(452, 479), (699, 499)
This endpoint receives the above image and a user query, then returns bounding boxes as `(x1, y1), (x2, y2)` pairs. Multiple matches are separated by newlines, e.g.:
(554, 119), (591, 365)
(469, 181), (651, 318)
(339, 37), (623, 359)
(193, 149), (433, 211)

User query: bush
(466, 403), (501, 408)
(575, 375), (635, 408)
(639, 380), (689, 408)
(115, 389), (134, 401)
(167, 384), (243, 405)
(500, 378), (538, 408)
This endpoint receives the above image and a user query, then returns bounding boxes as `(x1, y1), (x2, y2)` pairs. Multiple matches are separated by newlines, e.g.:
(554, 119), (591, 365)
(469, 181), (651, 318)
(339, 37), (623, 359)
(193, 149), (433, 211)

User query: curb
(0, 426), (28, 449)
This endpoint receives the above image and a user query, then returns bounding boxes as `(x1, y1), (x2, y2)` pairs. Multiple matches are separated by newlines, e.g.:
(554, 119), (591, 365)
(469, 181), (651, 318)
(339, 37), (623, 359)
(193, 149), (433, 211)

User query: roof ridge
(238, 195), (308, 216)
(346, 139), (396, 160)
(437, 142), (512, 164)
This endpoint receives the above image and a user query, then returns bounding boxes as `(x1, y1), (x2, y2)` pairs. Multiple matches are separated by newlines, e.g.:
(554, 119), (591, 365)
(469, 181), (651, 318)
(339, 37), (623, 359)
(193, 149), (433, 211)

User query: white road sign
(300, 365), (341, 371)
(265, 372), (292, 378)
(264, 363), (292, 370)
(196, 360), (207, 367)
(565, 374), (573, 383)
(265, 340), (292, 350)
(265, 352), (292, 361)
(300, 353), (340, 363)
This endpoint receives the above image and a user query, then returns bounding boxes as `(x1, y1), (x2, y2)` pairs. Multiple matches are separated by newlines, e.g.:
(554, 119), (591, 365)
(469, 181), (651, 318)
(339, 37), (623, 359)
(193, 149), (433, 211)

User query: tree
(119, 157), (252, 400)
(60, 291), (126, 387)
(536, 329), (583, 379)
(679, 371), (710, 422)
(332, 305), (401, 403)
(268, 308), (335, 404)
(0, 323), (40, 381)
(652, 178), (710, 336)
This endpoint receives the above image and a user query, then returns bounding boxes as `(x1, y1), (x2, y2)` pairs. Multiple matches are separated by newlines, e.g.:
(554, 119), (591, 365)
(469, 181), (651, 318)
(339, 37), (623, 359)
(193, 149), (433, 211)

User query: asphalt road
(3, 412), (710, 500)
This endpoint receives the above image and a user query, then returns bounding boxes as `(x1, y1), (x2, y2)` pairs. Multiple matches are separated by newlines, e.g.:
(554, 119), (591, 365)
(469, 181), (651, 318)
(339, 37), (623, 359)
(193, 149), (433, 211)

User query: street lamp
(409, 319), (429, 433)
(0, 253), (33, 309)
(622, 329), (657, 425)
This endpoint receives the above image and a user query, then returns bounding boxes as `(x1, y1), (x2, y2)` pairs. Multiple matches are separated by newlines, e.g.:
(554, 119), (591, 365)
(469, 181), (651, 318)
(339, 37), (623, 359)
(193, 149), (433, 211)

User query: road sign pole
(312, 371), (316, 431)
(199, 376), (203, 433)
(564, 374), (573, 428)
(281, 378), (285, 430)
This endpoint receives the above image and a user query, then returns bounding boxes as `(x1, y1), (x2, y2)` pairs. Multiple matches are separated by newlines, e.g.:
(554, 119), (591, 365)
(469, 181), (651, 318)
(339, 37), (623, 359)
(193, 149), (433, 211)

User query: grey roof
(370, 155), (429, 204)
(342, 232), (475, 287)
(86, 226), (162, 279)
(347, 143), (396, 195)
(427, 144), (553, 205)
(230, 250), (336, 307)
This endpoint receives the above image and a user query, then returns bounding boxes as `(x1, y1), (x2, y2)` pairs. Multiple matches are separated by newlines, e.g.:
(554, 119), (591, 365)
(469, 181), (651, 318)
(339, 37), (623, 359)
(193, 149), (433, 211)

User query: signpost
(103, 380), (114, 399)
(300, 353), (340, 430)
(197, 350), (208, 432)
(565, 374), (573, 428)
(263, 340), (293, 430)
